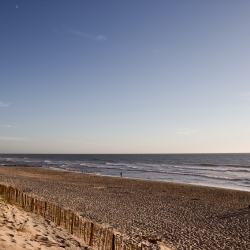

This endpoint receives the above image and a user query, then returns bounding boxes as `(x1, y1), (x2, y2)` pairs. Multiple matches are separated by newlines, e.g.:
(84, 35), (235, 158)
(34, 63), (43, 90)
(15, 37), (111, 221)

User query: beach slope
(0, 196), (88, 250)
(0, 166), (250, 250)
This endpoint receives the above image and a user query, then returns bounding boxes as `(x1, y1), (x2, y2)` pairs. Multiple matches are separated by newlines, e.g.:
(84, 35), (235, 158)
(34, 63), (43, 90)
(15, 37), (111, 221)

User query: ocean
(0, 154), (250, 192)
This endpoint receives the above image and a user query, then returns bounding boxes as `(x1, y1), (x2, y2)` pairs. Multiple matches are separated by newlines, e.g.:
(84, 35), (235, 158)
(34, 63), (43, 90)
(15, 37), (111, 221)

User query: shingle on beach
(0, 166), (250, 250)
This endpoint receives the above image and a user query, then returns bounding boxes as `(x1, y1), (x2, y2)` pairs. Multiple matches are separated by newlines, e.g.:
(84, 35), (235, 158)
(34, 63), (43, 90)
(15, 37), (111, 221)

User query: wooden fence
(0, 184), (163, 250)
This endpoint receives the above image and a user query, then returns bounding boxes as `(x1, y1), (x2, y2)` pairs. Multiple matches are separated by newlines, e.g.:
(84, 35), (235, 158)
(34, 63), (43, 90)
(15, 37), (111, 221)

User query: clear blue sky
(1, 0), (250, 153)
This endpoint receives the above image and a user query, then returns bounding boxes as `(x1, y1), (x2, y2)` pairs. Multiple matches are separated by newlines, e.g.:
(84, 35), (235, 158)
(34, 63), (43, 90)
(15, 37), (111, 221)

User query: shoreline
(0, 166), (250, 249)
(60, 167), (249, 193)
(1, 153), (249, 192)
(3, 164), (250, 193)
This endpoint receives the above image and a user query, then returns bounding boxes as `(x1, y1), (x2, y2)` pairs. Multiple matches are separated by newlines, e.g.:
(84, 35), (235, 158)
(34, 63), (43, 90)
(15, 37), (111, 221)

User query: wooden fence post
(0, 183), (160, 250)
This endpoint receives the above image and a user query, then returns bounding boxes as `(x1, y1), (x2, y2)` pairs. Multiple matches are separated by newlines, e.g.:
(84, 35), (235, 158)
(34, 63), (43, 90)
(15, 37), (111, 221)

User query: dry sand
(0, 166), (250, 250)
(0, 196), (88, 250)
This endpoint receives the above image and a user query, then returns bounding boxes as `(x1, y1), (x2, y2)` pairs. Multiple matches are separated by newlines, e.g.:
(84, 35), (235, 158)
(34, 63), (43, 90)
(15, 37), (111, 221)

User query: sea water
(0, 154), (250, 192)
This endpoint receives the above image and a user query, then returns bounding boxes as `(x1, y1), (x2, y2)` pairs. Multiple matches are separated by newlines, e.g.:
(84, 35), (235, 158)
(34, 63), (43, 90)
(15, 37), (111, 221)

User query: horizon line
(0, 152), (249, 155)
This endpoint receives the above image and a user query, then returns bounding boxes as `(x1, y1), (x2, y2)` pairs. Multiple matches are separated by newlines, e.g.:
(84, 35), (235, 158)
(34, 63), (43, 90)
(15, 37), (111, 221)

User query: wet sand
(0, 166), (250, 250)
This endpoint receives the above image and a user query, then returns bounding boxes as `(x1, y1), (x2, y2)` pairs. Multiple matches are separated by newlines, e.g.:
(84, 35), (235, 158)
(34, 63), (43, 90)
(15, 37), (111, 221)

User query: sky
(1, 0), (250, 154)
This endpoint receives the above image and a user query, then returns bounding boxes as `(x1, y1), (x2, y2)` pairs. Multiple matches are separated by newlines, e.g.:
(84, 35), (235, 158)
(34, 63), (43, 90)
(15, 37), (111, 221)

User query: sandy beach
(0, 166), (250, 250)
(0, 196), (89, 250)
